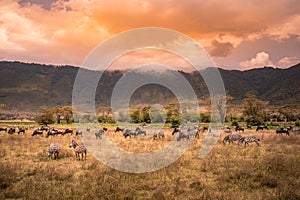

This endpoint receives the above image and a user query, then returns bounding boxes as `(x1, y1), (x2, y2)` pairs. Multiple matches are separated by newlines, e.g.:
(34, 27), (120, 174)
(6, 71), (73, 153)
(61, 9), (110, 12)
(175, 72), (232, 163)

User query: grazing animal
(276, 127), (290, 136)
(223, 126), (232, 134)
(123, 129), (137, 138)
(153, 131), (165, 140)
(95, 129), (105, 139)
(198, 126), (208, 133)
(40, 126), (50, 131)
(64, 128), (73, 135)
(223, 134), (242, 145)
(135, 127), (146, 136)
(47, 143), (60, 159)
(32, 129), (43, 136)
(0, 127), (7, 132)
(247, 125), (252, 130)
(86, 128), (90, 132)
(69, 140), (87, 160)
(115, 127), (124, 133)
(256, 125), (268, 131)
(46, 129), (58, 137)
(17, 127), (26, 134)
(172, 127), (180, 135)
(177, 131), (190, 141)
(235, 126), (244, 132)
(238, 136), (260, 146)
(8, 127), (16, 134)
(75, 130), (83, 137)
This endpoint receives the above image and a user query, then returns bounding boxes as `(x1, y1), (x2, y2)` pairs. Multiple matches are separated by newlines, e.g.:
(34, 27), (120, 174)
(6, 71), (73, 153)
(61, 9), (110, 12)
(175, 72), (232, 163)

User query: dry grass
(0, 127), (299, 199)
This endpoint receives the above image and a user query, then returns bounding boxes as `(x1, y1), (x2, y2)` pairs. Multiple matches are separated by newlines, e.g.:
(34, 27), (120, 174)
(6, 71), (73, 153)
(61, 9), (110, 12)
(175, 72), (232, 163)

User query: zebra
(153, 131), (165, 140)
(238, 136), (260, 146)
(95, 129), (105, 139)
(32, 129), (43, 136)
(177, 130), (190, 141)
(223, 134), (242, 145)
(47, 143), (60, 159)
(123, 129), (137, 138)
(69, 140), (87, 160)
(75, 130), (83, 137)
(135, 127), (146, 136)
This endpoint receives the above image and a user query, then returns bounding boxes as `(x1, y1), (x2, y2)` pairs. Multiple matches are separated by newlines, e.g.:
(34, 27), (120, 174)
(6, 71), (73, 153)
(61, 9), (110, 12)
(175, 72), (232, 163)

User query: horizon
(0, 1), (299, 71)
(1, 60), (299, 73)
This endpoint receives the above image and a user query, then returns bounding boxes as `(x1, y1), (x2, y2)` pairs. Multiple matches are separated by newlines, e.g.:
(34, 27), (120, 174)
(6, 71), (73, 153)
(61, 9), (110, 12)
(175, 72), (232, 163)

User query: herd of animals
(0, 124), (299, 160)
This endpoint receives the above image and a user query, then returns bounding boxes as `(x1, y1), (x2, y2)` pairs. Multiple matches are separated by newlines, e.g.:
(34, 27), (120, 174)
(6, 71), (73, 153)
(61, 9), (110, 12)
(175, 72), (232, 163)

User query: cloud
(277, 56), (300, 68)
(240, 52), (273, 70)
(1, 0), (300, 68)
(209, 39), (234, 57)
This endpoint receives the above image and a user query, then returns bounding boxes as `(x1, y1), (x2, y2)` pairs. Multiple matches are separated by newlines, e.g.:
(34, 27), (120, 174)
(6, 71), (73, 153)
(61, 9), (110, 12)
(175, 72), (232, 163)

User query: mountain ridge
(0, 61), (299, 111)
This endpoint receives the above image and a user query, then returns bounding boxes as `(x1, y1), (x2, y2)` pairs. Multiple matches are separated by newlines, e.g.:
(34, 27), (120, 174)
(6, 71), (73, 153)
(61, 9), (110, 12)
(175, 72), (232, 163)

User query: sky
(0, 0), (300, 71)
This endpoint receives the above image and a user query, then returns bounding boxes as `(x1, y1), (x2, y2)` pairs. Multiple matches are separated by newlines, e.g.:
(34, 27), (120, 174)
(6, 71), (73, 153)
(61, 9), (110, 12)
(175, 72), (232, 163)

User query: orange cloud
(0, 0), (299, 69)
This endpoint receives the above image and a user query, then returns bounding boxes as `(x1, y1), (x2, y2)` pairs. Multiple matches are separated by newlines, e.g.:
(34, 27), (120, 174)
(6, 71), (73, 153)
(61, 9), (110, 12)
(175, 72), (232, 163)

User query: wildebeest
(223, 134), (242, 145)
(17, 127), (26, 134)
(115, 127), (124, 133)
(40, 126), (50, 131)
(153, 131), (165, 140)
(238, 136), (260, 146)
(223, 126), (232, 134)
(46, 129), (58, 137)
(0, 127), (7, 132)
(32, 129), (43, 136)
(235, 126), (244, 132)
(172, 127), (180, 135)
(47, 143), (60, 160)
(64, 128), (73, 135)
(256, 125), (268, 131)
(276, 127), (290, 136)
(8, 127), (16, 134)
(69, 140), (87, 160)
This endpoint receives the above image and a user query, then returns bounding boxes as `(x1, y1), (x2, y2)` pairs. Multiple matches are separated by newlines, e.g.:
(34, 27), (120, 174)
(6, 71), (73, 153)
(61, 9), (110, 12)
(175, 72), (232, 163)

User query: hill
(0, 61), (299, 111)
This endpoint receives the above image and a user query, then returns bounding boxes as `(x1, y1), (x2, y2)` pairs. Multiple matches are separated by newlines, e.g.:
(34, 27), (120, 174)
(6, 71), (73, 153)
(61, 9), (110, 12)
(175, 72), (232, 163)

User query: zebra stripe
(238, 136), (260, 146)
(69, 140), (87, 160)
(223, 134), (242, 145)
(48, 143), (60, 159)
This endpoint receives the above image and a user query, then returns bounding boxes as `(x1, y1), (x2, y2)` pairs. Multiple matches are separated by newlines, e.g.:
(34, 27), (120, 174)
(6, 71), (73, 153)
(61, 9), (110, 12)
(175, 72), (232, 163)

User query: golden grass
(0, 127), (299, 199)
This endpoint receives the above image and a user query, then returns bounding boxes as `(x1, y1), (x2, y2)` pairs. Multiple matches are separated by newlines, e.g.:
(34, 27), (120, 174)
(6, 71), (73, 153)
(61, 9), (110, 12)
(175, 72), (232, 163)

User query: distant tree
(141, 106), (151, 123)
(130, 110), (141, 123)
(53, 106), (73, 124)
(242, 93), (268, 125)
(35, 107), (55, 126)
(0, 104), (5, 117)
(278, 104), (300, 122)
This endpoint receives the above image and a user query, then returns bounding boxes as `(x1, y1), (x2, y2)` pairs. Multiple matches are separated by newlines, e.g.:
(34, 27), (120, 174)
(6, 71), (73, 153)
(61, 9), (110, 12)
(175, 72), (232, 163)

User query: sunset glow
(0, 0), (299, 70)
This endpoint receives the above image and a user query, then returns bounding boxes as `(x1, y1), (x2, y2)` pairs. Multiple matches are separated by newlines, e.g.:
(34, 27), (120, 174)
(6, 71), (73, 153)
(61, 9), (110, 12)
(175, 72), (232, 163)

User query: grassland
(0, 126), (299, 199)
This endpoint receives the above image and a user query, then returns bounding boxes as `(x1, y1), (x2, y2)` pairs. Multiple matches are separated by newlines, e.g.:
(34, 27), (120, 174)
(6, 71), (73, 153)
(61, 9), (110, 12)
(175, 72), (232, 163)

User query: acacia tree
(242, 93), (268, 125)
(35, 107), (55, 126)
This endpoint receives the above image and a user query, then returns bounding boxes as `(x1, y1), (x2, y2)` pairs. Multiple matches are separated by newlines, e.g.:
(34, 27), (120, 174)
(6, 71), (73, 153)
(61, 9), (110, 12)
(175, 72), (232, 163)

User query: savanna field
(0, 125), (299, 200)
